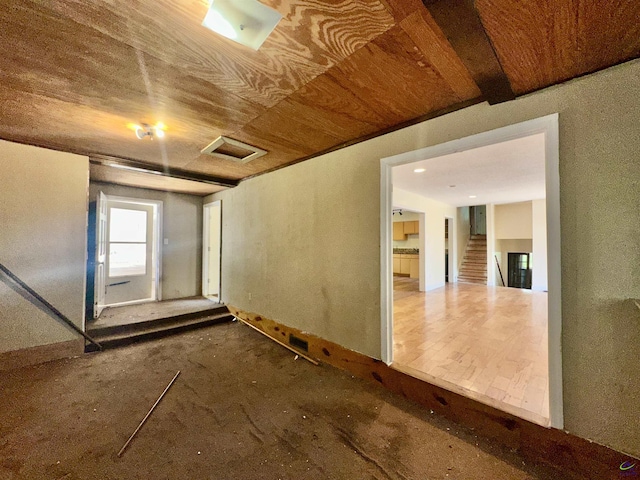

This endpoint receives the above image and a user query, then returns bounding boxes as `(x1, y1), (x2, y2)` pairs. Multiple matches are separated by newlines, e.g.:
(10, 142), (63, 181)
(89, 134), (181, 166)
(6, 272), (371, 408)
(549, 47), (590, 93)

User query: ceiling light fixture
(469, 195), (477, 199)
(202, 0), (282, 50)
(129, 122), (166, 140)
(413, 168), (426, 173)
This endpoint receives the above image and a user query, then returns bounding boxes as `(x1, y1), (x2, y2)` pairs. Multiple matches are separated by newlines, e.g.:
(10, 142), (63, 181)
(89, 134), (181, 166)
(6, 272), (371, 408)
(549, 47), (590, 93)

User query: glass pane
(109, 208), (147, 242)
(109, 243), (146, 277)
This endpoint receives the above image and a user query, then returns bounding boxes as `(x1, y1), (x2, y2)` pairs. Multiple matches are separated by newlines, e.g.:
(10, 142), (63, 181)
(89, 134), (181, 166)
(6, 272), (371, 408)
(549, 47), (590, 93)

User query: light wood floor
(393, 277), (549, 426)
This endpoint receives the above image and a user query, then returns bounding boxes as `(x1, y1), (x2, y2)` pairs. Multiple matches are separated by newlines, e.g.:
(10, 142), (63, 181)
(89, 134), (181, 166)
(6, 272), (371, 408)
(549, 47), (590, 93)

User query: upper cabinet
(403, 221), (419, 235)
(393, 222), (405, 241)
(393, 220), (419, 240)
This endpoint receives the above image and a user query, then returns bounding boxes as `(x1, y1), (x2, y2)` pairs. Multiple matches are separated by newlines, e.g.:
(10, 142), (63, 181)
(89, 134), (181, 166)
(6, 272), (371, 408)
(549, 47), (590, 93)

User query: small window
(108, 207), (148, 277)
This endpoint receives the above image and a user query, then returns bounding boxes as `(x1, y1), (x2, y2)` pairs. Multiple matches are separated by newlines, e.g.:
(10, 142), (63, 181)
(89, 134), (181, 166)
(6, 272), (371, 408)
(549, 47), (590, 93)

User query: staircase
(458, 234), (487, 285)
(86, 304), (234, 352)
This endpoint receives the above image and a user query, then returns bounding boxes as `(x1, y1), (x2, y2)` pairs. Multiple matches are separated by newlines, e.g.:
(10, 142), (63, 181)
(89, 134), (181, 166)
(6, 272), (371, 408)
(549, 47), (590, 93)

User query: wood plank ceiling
(0, 0), (638, 194)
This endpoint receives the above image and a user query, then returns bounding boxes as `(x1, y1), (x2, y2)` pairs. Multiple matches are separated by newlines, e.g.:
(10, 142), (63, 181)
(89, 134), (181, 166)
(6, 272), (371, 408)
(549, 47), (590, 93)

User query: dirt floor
(0, 321), (580, 480)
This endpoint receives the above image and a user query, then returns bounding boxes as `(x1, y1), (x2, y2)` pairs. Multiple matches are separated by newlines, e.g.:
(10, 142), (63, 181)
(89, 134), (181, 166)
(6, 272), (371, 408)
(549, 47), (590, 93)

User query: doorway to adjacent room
(380, 114), (562, 428)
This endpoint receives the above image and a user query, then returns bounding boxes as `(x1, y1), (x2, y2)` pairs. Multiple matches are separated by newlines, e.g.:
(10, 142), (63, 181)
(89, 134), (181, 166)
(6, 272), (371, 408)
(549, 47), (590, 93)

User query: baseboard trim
(229, 306), (638, 480)
(0, 339), (84, 371)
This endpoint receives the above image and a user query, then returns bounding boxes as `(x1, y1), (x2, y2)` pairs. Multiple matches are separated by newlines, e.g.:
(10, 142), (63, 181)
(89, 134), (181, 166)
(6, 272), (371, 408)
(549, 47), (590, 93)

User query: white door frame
(202, 200), (222, 301)
(95, 194), (163, 312)
(380, 114), (563, 428)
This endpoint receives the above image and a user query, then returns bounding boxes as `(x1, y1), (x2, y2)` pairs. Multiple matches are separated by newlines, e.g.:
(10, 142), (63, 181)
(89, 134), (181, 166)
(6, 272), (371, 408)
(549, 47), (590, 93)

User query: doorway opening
(94, 193), (162, 318)
(203, 200), (222, 300)
(380, 114), (561, 428)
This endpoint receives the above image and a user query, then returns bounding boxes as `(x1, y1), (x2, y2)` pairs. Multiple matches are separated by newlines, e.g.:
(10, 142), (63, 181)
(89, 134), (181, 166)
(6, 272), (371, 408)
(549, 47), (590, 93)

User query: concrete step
(86, 306), (234, 351)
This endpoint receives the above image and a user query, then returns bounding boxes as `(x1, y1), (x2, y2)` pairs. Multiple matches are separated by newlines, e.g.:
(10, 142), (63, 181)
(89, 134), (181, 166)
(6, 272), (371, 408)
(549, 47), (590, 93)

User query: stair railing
(0, 262), (102, 350)
(495, 255), (505, 287)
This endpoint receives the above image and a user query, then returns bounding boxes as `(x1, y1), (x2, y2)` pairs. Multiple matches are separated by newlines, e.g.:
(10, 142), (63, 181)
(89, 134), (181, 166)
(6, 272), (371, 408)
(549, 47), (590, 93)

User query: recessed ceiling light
(449, 185), (456, 188)
(413, 168), (426, 173)
(202, 0), (282, 50)
(469, 195), (477, 199)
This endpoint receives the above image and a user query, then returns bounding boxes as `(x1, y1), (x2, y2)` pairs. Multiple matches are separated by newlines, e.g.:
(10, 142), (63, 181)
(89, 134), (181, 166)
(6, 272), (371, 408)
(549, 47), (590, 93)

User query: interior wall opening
(380, 114), (561, 428)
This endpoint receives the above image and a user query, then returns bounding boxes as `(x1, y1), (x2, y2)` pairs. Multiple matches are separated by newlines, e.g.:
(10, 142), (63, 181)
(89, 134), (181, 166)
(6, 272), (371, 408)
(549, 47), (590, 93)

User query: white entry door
(95, 193), (162, 313)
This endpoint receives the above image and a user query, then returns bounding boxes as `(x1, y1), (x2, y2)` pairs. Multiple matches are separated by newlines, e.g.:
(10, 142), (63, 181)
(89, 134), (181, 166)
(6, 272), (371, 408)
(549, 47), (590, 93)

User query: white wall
(492, 200), (548, 291)
(456, 207), (471, 272)
(0, 141), (88, 353)
(495, 201), (533, 239)
(532, 199), (548, 291)
(393, 188), (457, 290)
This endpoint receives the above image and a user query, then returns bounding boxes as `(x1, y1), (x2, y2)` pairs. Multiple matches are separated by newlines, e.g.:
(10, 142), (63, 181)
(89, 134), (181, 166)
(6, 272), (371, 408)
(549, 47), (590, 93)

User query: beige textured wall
(89, 182), (203, 300)
(207, 59), (640, 456)
(0, 141), (88, 353)
(495, 201), (533, 239)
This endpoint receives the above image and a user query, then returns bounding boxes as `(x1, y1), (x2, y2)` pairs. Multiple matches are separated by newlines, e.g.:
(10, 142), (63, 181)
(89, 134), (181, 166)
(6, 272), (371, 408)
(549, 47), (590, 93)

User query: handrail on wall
(0, 262), (102, 351)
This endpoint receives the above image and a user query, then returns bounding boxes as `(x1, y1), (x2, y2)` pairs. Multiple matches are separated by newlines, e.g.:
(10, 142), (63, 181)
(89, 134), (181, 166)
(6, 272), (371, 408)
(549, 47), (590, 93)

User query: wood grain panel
(0, 1), (262, 131)
(423, 0), (514, 104)
(89, 163), (226, 196)
(37, 0), (395, 108)
(476, 0), (640, 94)
(329, 24), (463, 125)
(399, 10), (481, 101)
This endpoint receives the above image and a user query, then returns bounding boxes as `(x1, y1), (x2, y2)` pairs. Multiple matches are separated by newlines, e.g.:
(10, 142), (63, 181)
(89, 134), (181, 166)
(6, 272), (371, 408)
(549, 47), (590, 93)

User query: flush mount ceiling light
(129, 122), (166, 140)
(202, 0), (282, 50)
(413, 168), (426, 173)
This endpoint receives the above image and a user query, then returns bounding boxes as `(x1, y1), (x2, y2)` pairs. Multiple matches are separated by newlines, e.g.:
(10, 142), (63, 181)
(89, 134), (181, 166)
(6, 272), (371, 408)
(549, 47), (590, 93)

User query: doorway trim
(94, 194), (163, 316)
(379, 113), (562, 428)
(202, 200), (222, 301)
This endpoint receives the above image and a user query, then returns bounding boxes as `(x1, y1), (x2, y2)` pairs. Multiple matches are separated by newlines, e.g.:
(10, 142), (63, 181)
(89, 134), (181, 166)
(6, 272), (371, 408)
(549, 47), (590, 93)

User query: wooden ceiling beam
(90, 157), (239, 188)
(422, 0), (515, 105)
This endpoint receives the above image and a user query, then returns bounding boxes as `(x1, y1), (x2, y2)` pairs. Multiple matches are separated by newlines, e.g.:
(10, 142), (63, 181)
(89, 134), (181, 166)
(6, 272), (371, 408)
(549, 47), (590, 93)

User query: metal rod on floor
(235, 317), (319, 366)
(0, 262), (102, 350)
(117, 370), (181, 457)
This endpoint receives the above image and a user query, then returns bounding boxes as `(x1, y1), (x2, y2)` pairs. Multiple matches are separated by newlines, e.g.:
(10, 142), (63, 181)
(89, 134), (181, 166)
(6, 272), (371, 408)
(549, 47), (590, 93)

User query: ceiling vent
(201, 136), (267, 164)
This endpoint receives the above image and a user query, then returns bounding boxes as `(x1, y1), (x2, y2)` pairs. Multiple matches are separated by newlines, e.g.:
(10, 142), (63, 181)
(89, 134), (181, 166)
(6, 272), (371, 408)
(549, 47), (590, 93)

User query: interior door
(104, 201), (156, 306)
(94, 191), (107, 318)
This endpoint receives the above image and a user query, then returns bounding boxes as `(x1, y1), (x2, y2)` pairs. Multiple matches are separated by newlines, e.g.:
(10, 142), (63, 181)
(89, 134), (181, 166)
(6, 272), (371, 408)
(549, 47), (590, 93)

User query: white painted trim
(543, 114), (563, 428)
(202, 200), (222, 302)
(380, 162), (393, 365)
(380, 113), (563, 428)
(101, 194), (163, 304)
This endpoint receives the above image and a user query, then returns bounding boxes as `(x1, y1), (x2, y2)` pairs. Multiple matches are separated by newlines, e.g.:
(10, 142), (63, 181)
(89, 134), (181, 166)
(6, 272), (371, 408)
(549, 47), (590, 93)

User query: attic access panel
(201, 136), (267, 164)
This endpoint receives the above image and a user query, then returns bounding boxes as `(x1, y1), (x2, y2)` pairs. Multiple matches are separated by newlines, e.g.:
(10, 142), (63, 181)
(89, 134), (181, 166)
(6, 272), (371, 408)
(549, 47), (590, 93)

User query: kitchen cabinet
(403, 221), (419, 235)
(400, 256), (412, 275)
(393, 222), (405, 241)
(393, 254), (401, 273)
(410, 257), (419, 278)
(393, 253), (419, 279)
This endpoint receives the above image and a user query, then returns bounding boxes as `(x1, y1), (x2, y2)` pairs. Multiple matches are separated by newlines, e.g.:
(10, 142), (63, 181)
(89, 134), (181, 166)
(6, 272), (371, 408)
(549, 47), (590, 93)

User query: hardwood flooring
(392, 277), (549, 426)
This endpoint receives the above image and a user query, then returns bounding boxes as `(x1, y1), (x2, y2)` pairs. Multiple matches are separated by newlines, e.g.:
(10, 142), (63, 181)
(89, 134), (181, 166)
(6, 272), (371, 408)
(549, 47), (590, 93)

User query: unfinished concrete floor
(1, 321), (578, 480)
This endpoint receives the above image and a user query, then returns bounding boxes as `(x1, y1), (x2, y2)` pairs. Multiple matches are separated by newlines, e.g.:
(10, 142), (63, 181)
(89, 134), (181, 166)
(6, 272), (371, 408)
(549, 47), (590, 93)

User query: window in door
(108, 208), (148, 277)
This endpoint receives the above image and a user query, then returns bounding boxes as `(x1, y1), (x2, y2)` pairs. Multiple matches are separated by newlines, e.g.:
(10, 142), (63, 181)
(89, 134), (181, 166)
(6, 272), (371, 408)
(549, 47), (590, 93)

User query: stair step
(86, 309), (234, 351)
(88, 304), (230, 337)
(459, 272), (486, 278)
(460, 264), (487, 271)
(458, 277), (487, 285)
